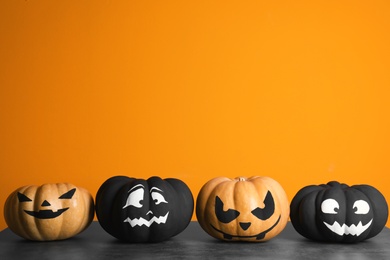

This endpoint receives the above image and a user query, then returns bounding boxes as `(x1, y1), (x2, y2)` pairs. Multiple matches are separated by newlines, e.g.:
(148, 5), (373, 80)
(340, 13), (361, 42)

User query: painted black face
(320, 196), (373, 237)
(211, 191), (281, 240)
(122, 184), (169, 227)
(18, 188), (76, 219)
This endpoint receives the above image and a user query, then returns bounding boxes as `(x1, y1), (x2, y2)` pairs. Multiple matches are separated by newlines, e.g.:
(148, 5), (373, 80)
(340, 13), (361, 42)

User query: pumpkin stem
(237, 177), (246, 181)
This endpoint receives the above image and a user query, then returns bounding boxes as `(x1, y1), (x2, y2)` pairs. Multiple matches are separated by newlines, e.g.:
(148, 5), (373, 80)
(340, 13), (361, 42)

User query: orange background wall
(1, 0), (390, 230)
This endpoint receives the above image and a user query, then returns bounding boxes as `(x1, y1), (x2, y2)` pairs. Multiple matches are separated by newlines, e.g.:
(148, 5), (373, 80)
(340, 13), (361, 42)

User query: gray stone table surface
(1, 222), (389, 259)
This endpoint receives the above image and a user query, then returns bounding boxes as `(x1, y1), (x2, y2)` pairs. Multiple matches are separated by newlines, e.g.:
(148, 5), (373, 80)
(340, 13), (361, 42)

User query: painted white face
(122, 184), (169, 227)
(321, 198), (372, 236)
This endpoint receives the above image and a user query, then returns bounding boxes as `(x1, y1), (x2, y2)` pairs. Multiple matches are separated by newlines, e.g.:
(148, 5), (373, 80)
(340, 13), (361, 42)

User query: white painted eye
(151, 192), (168, 205)
(321, 198), (340, 214)
(123, 188), (144, 209)
(353, 200), (370, 214)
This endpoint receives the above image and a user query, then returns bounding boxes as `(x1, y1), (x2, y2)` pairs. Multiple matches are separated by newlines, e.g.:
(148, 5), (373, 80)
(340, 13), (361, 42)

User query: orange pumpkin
(4, 183), (94, 241)
(196, 176), (289, 242)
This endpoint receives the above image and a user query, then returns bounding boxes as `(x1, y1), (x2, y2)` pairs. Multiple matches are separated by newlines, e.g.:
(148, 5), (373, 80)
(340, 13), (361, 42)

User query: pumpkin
(196, 176), (289, 242)
(290, 181), (389, 243)
(95, 175), (194, 242)
(4, 183), (94, 241)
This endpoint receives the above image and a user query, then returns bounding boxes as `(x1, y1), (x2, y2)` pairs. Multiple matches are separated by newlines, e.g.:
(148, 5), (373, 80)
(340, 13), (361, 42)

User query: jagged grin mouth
(123, 212), (169, 227)
(323, 219), (373, 236)
(24, 208), (69, 219)
(210, 215), (281, 240)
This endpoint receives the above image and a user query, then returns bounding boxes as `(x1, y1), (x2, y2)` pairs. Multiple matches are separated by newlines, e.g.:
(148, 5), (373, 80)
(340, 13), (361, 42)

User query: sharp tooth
(324, 221), (344, 236)
(223, 234), (233, 240)
(124, 212), (170, 227)
(357, 221), (362, 229)
(323, 219), (372, 236)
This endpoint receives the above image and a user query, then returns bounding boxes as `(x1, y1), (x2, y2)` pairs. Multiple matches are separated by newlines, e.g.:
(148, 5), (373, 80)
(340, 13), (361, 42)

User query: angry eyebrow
(128, 184), (145, 193)
(150, 187), (163, 193)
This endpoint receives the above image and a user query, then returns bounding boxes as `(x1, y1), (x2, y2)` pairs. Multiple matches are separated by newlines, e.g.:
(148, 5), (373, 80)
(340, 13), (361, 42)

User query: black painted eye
(17, 192), (32, 202)
(215, 196), (240, 223)
(59, 188), (76, 199)
(251, 191), (275, 220)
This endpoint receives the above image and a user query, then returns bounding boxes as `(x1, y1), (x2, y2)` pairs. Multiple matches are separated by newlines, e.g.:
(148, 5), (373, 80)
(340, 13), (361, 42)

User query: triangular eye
(215, 196), (240, 223)
(251, 191), (275, 220)
(59, 188), (76, 199)
(17, 192), (32, 202)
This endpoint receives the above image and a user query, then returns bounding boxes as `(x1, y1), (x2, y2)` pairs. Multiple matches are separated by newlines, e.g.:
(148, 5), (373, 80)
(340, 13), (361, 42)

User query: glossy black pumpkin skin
(290, 181), (388, 243)
(95, 176), (194, 242)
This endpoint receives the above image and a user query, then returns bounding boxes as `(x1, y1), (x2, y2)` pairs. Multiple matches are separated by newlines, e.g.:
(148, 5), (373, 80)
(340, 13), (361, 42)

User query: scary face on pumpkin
(290, 181), (389, 243)
(122, 183), (169, 227)
(95, 176), (194, 242)
(17, 188), (76, 219)
(320, 195), (373, 237)
(196, 176), (290, 242)
(212, 190), (281, 240)
(4, 183), (94, 241)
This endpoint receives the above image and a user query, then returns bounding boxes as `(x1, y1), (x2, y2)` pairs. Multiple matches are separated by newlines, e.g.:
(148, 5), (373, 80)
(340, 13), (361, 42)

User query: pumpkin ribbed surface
(196, 176), (289, 242)
(4, 183), (94, 241)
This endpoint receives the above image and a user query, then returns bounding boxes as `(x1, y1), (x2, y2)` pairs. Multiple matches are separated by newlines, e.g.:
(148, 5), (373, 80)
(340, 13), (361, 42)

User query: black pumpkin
(95, 176), (194, 242)
(290, 181), (388, 243)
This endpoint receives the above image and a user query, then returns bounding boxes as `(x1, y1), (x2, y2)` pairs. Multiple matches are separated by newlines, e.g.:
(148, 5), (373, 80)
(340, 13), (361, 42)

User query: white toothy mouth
(323, 219), (373, 236)
(123, 212), (169, 227)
